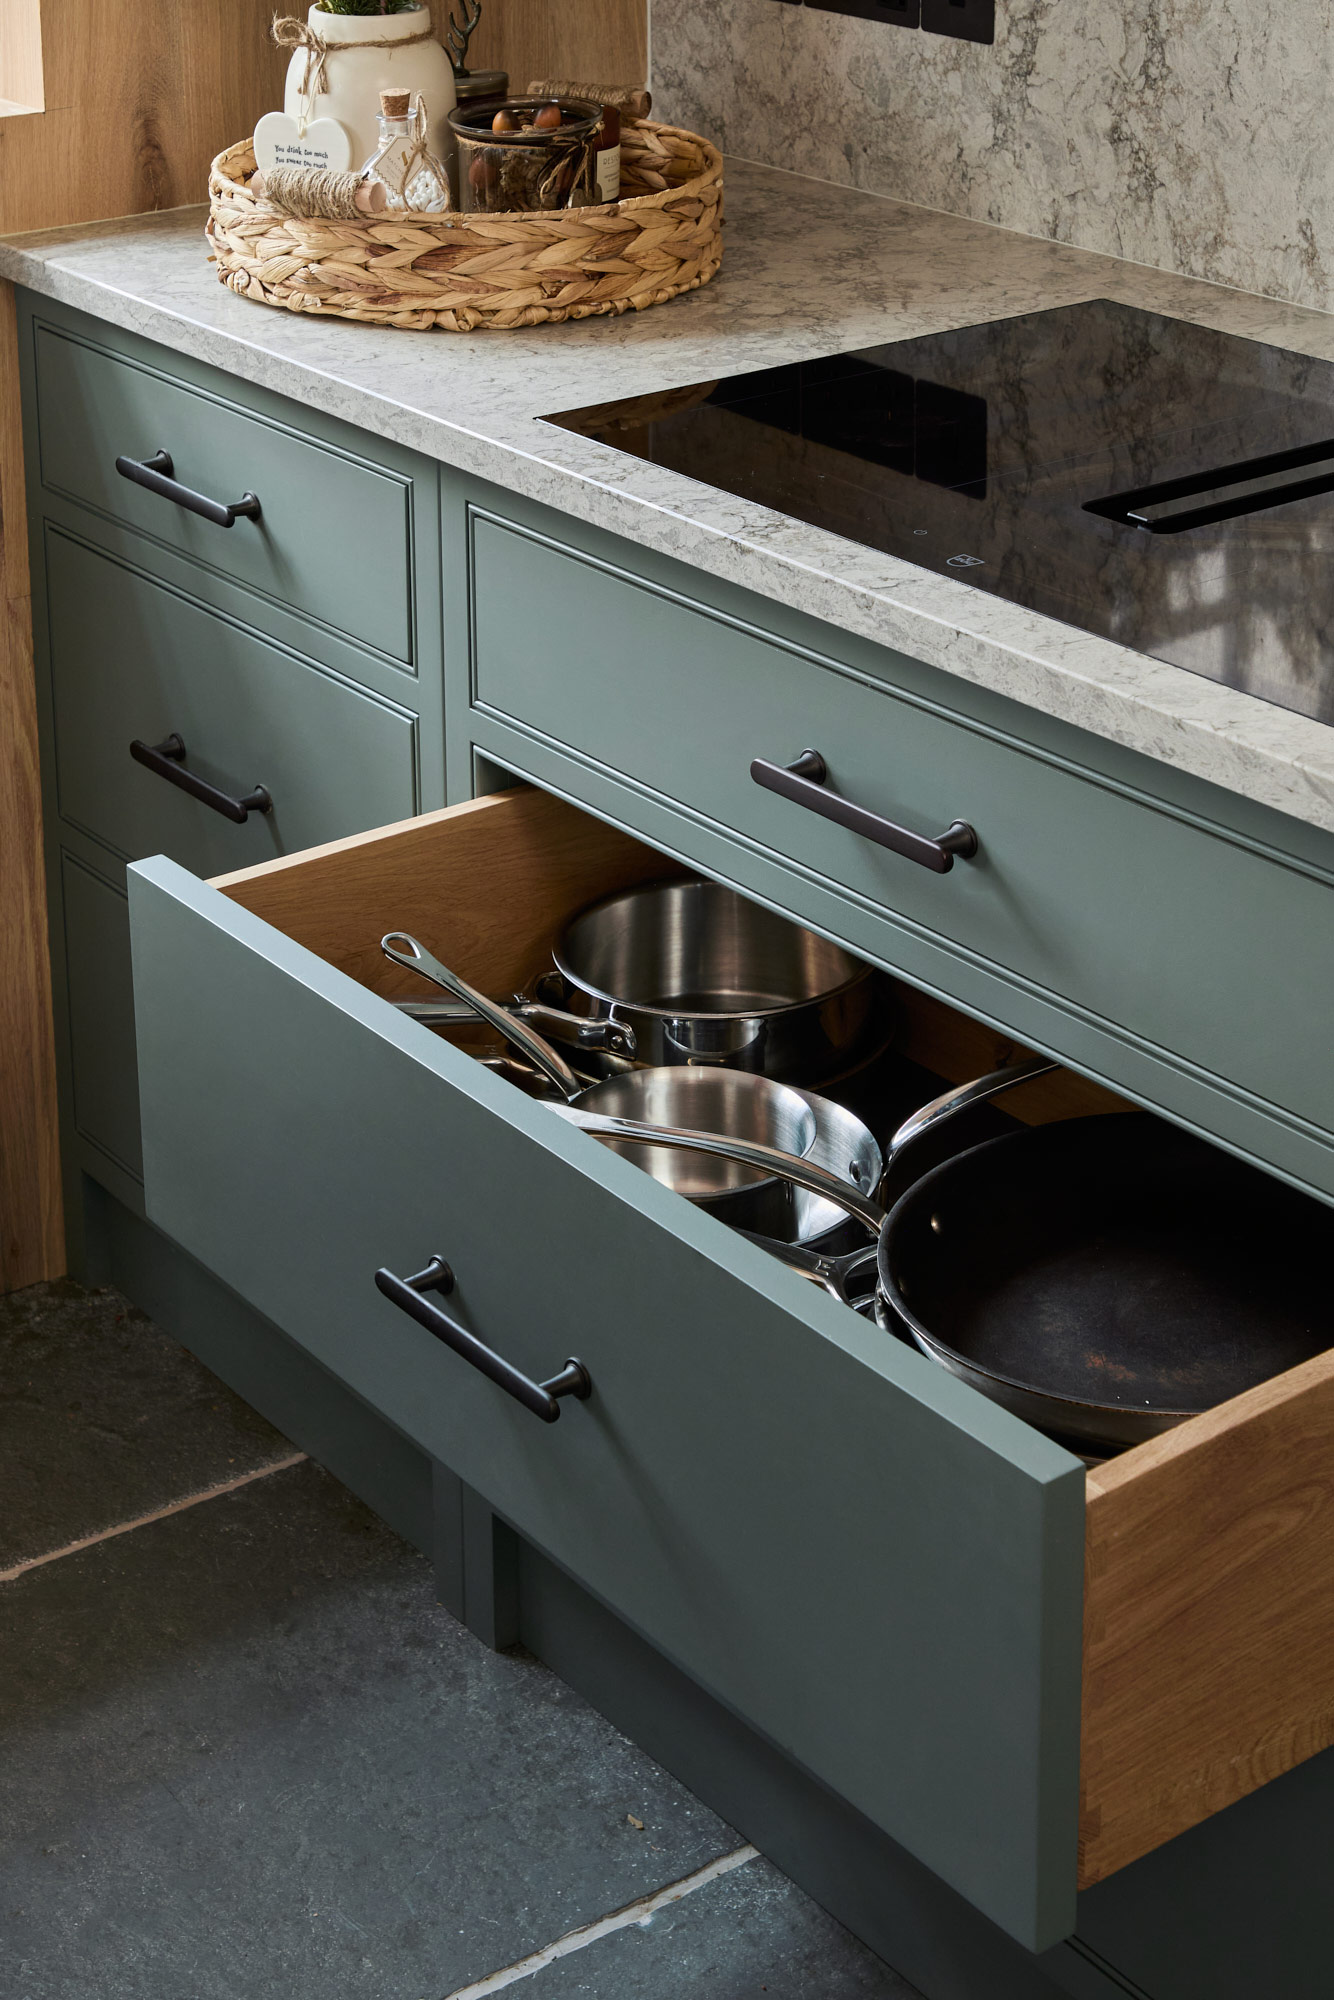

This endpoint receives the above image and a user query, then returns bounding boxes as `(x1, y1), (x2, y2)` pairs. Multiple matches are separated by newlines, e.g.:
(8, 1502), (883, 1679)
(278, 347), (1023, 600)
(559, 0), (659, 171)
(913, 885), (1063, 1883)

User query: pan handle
(736, 1230), (881, 1307)
(887, 1056), (1060, 1162)
(390, 994), (636, 1059)
(374, 1256), (592, 1424)
(381, 933), (586, 1101)
(548, 1102), (886, 1235)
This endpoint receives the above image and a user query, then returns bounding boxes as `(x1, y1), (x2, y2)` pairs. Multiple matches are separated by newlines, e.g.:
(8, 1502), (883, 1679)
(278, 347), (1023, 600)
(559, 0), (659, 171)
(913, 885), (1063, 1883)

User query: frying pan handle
(381, 932), (585, 1100)
(736, 1230), (880, 1306)
(888, 1056), (1060, 1161)
(548, 1102), (886, 1235)
(374, 1256), (592, 1424)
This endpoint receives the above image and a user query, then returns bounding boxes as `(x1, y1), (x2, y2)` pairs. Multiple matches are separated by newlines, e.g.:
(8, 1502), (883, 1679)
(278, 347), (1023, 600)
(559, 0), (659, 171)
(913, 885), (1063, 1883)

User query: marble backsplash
(650, 0), (1334, 312)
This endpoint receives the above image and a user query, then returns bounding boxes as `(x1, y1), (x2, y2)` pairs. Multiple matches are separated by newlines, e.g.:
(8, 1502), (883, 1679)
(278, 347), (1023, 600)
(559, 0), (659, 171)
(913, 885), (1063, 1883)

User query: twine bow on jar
(271, 12), (436, 124)
(387, 93), (438, 205)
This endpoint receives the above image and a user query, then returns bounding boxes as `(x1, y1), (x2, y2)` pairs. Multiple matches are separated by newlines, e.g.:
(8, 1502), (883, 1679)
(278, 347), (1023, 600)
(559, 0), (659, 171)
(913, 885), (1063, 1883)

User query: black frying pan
(661, 1060), (1334, 1455)
(877, 1111), (1334, 1454)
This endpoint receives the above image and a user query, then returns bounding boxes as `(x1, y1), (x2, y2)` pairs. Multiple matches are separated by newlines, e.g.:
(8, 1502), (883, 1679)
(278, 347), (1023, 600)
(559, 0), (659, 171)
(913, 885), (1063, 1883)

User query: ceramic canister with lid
(281, 4), (457, 178)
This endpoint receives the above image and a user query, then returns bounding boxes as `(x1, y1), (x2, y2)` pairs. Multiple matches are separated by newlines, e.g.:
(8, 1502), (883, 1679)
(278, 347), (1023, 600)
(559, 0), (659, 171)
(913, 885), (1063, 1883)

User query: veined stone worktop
(7, 157), (1334, 831)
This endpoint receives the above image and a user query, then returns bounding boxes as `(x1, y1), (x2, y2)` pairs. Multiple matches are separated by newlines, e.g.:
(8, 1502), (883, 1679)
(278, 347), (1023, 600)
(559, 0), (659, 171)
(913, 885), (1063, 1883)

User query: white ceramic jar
(282, 4), (457, 176)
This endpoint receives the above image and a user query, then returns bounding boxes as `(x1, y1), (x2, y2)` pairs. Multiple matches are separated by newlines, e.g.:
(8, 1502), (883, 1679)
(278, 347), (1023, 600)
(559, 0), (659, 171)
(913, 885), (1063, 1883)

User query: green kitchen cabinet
(17, 291), (446, 1224)
(17, 275), (1334, 2000)
(31, 307), (421, 668)
(446, 475), (1334, 1207)
(127, 816), (1084, 1951)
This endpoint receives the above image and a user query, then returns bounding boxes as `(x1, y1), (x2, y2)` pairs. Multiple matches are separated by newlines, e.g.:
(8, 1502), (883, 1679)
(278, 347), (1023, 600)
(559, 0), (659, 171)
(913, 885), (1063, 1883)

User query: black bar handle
(115, 449), (261, 529)
(374, 1257), (592, 1425)
(129, 733), (272, 824)
(751, 750), (977, 875)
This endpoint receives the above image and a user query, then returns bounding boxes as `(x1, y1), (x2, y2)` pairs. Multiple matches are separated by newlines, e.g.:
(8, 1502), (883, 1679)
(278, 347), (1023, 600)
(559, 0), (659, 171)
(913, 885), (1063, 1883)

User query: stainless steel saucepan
(382, 931), (823, 1236)
(468, 1045), (884, 1249)
(541, 1062), (1041, 1260)
(394, 878), (883, 1081)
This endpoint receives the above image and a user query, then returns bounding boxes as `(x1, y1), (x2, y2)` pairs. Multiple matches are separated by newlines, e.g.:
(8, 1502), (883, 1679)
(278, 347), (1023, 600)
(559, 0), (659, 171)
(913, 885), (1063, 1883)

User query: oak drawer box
(32, 318), (417, 668)
(47, 531), (420, 881)
(467, 510), (1334, 1202)
(127, 787), (1334, 1954)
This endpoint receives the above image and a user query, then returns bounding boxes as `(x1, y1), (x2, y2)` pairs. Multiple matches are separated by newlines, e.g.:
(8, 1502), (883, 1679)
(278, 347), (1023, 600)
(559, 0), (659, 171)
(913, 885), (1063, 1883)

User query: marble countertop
(7, 160), (1334, 833)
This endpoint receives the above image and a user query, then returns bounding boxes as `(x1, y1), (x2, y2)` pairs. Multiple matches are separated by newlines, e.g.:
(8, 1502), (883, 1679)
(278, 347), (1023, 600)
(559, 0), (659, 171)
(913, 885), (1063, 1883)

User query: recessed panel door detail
(35, 324), (416, 666)
(468, 513), (1334, 1181)
(47, 532), (419, 879)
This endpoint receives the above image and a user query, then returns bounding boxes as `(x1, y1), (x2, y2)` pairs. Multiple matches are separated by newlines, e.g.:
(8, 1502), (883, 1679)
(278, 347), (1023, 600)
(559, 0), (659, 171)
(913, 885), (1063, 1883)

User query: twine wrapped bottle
(360, 90), (451, 211)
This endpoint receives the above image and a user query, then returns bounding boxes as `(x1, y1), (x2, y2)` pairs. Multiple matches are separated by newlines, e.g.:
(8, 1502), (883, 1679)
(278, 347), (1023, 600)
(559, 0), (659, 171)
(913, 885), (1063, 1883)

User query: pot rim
(551, 879), (873, 1025)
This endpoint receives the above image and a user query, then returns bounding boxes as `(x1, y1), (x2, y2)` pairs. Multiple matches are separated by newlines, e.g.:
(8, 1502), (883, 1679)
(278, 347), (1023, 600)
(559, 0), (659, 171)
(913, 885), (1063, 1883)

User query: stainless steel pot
(396, 880), (881, 1081)
(382, 931), (821, 1235)
(548, 878), (878, 1079)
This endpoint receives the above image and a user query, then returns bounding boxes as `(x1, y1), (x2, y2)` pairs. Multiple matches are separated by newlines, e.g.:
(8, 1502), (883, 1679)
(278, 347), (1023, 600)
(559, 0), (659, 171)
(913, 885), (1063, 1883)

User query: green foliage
(317, 1), (421, 14)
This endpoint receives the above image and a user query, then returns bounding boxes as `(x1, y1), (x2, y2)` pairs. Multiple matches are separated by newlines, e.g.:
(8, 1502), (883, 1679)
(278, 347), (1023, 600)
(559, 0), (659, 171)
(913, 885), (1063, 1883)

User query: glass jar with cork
(360, 88), (452, 210)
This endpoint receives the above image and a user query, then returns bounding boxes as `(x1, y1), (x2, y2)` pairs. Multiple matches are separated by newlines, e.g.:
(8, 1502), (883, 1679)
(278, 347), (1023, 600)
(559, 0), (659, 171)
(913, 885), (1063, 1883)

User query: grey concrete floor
(0, 1278), (924, 2000)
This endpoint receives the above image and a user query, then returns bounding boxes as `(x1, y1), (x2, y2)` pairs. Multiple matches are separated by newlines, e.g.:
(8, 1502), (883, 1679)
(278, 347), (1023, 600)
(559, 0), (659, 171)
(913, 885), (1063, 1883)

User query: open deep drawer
(126, 786), (1334, 1952)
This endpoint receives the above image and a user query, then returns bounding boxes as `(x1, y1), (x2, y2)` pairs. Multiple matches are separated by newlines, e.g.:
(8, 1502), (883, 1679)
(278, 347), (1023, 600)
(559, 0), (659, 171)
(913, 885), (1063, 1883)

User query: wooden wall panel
(0, 280), (63, 1290)
(0, 0), (285, 235)
(457, 0), (649, 92)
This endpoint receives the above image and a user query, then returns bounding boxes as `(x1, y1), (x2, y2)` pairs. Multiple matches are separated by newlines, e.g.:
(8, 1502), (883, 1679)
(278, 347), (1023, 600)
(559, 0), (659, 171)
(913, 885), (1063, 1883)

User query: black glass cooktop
(545, 299), (1334, 726)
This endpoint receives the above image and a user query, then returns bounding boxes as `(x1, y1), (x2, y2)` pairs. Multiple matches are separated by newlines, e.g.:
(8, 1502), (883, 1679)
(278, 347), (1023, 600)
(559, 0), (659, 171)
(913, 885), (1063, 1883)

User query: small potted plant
(275, 0), (457, 172)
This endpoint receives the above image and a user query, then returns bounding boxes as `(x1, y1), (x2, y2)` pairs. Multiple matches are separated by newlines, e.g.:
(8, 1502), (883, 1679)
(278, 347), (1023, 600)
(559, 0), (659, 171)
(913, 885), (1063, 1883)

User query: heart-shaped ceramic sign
(253, 110), (353, 176)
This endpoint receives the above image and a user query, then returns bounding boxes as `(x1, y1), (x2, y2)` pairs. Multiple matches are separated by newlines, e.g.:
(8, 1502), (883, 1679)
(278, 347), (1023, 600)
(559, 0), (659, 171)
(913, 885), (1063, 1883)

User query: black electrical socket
(804, 0), (922, 23)
(920, 0), (994, 43)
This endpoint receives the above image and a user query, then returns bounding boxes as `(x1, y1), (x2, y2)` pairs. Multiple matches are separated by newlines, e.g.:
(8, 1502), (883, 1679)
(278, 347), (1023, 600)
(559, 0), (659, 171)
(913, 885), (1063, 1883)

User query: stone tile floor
(0, 1279), (924, 2000)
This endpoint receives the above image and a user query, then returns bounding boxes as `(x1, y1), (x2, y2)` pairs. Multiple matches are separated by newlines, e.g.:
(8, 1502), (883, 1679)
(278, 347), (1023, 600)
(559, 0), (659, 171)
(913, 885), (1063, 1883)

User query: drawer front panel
(61, 850), (141, 1181)
(34, 322), (415, 666)
(470, 513), (1334, 1167)
(127, 845), (1083, 1952)
(47, 532), (419, 878)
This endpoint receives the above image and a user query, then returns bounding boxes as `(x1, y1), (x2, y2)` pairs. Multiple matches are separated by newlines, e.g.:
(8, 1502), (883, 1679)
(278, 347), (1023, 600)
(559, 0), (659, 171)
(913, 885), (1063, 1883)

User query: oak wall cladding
(0, 0), (285, 236)
(0, 283), (62, 1291)
(652, 0), (1334, 312)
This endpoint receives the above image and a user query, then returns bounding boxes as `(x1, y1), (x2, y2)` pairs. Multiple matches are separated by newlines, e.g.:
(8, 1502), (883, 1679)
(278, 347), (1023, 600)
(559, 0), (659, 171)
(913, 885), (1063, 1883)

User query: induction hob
(545, 299), (1334, 726)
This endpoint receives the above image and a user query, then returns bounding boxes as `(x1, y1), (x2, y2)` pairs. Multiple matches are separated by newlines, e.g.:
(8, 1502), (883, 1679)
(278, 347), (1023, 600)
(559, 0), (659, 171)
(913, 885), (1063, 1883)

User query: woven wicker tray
(207, 120), (723, 333)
